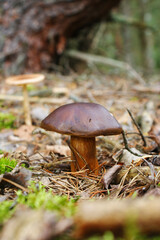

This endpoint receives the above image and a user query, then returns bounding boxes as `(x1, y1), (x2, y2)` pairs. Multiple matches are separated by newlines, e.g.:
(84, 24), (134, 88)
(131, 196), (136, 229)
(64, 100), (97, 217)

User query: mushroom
(40, 102), (122, 175)
(6, 74), (45, 126)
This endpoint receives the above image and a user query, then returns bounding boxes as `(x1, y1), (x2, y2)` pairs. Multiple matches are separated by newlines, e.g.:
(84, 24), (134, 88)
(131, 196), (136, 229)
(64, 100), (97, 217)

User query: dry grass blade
(114, 166), (132, 198)
(46, 170), (102, 198)
(2, 177), (29, 192)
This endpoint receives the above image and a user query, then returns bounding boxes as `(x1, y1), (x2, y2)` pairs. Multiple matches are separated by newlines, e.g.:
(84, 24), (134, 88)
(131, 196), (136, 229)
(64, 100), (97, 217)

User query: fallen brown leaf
(14, 125), (35, 141)
(46, 145), (71, 156)
(103, 164), (122, 189)
(0, 168), (31, 193)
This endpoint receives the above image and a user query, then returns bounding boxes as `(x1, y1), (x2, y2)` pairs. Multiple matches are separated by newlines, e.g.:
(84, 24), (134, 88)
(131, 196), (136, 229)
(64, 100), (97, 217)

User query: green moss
(0, 182), (77, 224)
(1, 185), (160, 240)
(129, 96), (139, 102)
(0, 113), (16, 130)
(0, 157), (17, 174)
(87, 232), (114, 240)
(27, 84), (37, 91)
(86, 233), (160, 240)
(0, 201), (14, 224)
(16, 182), (77, 217)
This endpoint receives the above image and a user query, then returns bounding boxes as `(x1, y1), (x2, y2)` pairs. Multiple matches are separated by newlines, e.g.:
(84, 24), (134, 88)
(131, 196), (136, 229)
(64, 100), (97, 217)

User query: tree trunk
(0, 0), (121, 75)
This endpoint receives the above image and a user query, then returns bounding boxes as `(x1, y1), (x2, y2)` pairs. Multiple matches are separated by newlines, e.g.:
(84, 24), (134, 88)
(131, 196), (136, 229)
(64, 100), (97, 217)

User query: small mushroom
(6, 74), (45, 126)
(40, 102), (122, 175)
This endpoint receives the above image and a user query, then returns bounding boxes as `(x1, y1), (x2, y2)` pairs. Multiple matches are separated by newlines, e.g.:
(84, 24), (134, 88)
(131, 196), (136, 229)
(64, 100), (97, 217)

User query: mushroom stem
(22, 84), (32, 126)
(70, 136), (99, 175)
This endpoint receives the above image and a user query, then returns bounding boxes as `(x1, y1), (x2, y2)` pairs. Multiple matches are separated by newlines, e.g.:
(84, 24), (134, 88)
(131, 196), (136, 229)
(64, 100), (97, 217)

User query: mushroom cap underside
(6, 74), (45, 85)
(41, 102), (122, 137)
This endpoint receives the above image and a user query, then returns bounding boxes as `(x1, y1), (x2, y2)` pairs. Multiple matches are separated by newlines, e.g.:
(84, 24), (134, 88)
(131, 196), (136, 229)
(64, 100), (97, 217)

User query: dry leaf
(14, 125), (35, 141)
(103, 164), (122, 189)
(0, 168), (32, 192)
(117, 148), (143, 166)
(150, 123), (160, 146)
(46, 145), (71, 156)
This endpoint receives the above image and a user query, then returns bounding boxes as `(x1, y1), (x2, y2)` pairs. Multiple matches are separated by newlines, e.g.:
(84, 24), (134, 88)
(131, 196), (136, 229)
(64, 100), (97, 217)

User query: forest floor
(0, 72), (160, 240)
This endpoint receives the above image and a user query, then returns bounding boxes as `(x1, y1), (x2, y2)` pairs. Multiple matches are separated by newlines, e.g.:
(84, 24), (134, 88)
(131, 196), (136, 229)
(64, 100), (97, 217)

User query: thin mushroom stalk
(22, 84), (32, 126)
(5, 74), (45, 126)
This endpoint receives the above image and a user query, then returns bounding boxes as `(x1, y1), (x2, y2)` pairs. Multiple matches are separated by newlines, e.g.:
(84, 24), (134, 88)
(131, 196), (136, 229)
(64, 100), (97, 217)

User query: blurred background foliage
(66, 0), (160, 80)
(1, 0), (160, 82)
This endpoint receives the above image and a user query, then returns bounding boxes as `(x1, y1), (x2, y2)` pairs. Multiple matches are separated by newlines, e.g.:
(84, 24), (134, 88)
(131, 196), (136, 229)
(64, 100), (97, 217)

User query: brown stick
(121, 130), (142, 157)
(66, 50), (145, 84)
(127, 109), (147, 146)
(75, 198), (160, 238)
(2, 177), (28, 192)
(0, 94), (67, 104)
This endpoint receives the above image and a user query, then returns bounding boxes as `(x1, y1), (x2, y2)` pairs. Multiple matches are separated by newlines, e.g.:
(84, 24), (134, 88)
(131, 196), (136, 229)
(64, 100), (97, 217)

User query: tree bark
(0, 0), (121, 75)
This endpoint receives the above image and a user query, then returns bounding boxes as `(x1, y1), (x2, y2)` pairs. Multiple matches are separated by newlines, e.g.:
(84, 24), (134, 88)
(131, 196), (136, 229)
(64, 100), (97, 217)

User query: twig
(0, 94), (66, 104)
(121, 130), (142, 157)
(75, 198), (160, 237)
(2, 177), (28, 192)
(127, 109), (147, 146)
(110, 13), (156, 32)
(142, 157), (156, 184)
(66, 50), (145, 84)
(121, 130), (129, 150)
(90, 189), (110, 198)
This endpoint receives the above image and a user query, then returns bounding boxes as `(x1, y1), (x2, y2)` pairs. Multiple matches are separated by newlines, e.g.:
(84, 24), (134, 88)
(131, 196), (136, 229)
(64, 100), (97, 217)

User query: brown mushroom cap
(41, 102), (122, 137)
(6, 74), (45, 86)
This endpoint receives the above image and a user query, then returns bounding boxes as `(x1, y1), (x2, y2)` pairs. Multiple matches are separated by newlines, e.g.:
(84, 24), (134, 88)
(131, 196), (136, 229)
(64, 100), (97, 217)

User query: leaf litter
(0, 72), (160, 239)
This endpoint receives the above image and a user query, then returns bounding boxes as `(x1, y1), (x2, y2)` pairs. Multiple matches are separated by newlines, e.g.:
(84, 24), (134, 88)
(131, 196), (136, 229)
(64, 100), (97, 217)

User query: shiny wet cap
(41, 102), (122, 137)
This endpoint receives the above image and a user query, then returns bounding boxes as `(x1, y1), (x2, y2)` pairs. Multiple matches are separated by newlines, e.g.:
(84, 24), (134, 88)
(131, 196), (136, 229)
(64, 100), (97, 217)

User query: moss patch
(0, 182), (77, 224)
(0, 157), (17, 174)
(0, 113), (16, 130)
